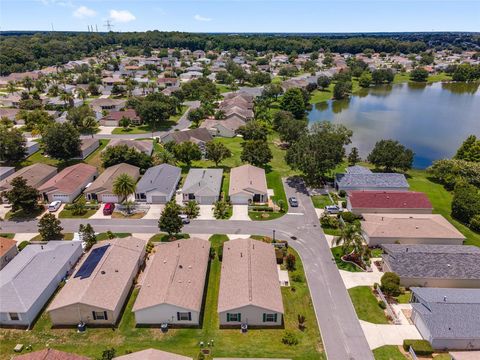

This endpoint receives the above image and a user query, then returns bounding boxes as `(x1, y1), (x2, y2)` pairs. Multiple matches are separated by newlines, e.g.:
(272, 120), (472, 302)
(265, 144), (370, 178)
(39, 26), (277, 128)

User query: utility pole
(104, 20), (114, 32)
(95, 24), (98, 32)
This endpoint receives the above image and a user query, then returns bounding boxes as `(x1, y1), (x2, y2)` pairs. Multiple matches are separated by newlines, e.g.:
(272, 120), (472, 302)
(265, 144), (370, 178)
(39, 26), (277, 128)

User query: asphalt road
(1, 177), (373, 360)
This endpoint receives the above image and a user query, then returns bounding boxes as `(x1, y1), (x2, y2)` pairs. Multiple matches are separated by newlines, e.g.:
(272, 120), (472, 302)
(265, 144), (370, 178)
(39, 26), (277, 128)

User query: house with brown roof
(13, 348), (90, 360)
(105, 139), (153, 155)
(38, 163), (98, 203)
(347, 191), (433, 215)
(218, 238), (284, 327)
(89, 98), (126, 112)
(223, 106), (254, 121)
(114, 349), (191, 360)
(84, 163), (140, 203)
(161, 128), (213, 154)
(0, 163), (57, 193)
(132, 238), (210, 326)
(199, 117), (245, 138)
(229, 165), (268, 204)
(73, 138), (100, 160)
(48, 237), (146, 326)
(157, 77), (180, 88)
(361, 214), (465, 246)
(100, 109), (141, 127)
(0, 237), (18, 270)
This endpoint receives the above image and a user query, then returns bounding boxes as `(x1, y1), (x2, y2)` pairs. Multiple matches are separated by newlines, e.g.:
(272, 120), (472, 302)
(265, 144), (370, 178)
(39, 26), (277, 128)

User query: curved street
(1, 178), (373, 360)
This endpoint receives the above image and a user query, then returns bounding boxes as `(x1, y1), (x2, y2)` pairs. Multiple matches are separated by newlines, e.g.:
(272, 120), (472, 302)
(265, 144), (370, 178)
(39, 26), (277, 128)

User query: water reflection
(308, 82), (480, 168)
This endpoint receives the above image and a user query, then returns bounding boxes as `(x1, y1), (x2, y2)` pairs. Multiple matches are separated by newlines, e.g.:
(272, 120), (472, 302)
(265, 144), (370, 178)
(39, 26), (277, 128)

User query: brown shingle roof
(229, 164), (268, 197)
(0, 237), (17, 257)
(38, 163), (97, 195)
(85, 163), (139, 195)
(133, 238), (210, 312)
(106, 139), (153, 155)
(114, 349), (191, 360)
(13, 348), (90, 360)
(0, 163), (57, 192)
(218, 239), (284, 313)
(164, 128), (213, 144)
(100, 109), (139, 122)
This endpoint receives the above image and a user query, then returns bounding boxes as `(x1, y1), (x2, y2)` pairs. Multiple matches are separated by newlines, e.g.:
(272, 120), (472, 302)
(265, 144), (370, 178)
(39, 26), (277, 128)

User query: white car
(48, 200), (62, 212)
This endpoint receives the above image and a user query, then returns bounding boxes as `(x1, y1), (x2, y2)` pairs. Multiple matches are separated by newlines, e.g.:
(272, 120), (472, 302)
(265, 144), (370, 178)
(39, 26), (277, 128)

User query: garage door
(53, 194), (71, 203)
(231, 194), (251, 205)
(102, 194), (119, 203)
(103, 120), (118, 127)
(151, 195), (166, 204)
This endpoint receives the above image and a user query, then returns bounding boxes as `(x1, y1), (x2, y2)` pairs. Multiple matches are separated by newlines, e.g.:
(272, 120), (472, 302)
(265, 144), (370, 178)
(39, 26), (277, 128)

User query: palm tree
(140, 82), (148, 95)
(60, 92), (73, 108)
(332, 223), (366, 264)
(82, 116), (98, 138)
(6, 81), (17, 94)
(77, 88), (88, 101)
(113, 173), (136, 212)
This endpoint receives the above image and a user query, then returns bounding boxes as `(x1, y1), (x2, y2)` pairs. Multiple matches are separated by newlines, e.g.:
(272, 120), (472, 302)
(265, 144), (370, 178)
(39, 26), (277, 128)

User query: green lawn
(311, 195), (333, 209)
(373, 345), (406, 360)
(149, 233), (190, 242)
(84, 139), (110, 171)
(0, 234), (324, 359)
(394, 291), (412, 304)
(331, 246), (363, 272)
(0, 233), (15, 239)
(215, 84), (231, 93)
(30, 233), (74, 241)
(393, 72), (452, 84)
(249, 211), (285, 221)
(309, 83), (335, 104)
(96, 232), (132, 241)
(407, 169), (480, 247)
(348, 286), (389, 324)
(58, 209), (97, 219)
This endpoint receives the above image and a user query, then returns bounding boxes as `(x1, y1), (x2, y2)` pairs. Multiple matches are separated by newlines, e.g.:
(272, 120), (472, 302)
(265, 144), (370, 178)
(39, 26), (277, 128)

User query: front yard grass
(311, 195), (333, 209)
(348, 286), (389, 324)
(331, 246), (363, 272)
(373, 345), (406, 360)
(30, 233), (74, 241)
(58, 209), (97, 219)
(394, 291), (411, 304)
(0, 234), (324, 360)
(149, 233), (190, 242)
(96, 232), (131, 241)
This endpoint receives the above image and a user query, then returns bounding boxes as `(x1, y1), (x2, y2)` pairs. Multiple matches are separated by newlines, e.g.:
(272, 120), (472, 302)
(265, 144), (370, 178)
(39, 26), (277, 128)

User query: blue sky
(1, 1), (479, 33)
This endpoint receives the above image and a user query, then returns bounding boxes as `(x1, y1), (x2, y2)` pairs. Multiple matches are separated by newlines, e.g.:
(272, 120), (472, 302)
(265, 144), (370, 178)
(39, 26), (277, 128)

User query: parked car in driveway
(325, 205), (341, 214)
(103, 202), (115, 215)
(48, 200), (62, 212)
(288, 197), (299, 207)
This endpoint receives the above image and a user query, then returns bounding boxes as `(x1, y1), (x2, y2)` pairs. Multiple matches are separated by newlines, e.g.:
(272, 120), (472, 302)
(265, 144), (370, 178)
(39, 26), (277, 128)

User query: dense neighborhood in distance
(0, 28), (479, 360)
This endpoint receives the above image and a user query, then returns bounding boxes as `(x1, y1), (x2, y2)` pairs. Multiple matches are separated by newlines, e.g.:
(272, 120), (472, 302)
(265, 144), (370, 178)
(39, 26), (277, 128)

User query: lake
(307, 82), (480, 168)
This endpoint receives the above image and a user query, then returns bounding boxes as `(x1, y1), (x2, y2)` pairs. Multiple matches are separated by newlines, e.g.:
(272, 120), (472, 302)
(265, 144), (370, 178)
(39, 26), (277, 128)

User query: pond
(307, 81), (480, 168)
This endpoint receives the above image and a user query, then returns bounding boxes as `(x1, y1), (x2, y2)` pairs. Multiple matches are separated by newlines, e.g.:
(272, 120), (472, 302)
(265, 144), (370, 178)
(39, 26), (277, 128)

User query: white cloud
(109, 9), (136, 23)
(194, 14), (212, 22)
(73, 6), (96, 19)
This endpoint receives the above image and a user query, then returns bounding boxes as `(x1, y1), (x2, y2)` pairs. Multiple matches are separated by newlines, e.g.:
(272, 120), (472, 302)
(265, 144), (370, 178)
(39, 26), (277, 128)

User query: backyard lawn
(0, 234), (324, 360)
(348, 286), (389, 324)
(373, 345), (406, 360)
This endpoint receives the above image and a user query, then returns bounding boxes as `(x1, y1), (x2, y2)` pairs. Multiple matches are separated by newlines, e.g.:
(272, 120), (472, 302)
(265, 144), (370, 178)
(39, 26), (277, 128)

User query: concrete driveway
(89, 205), (111, 219)
(359, 320), (422, 349)
(231, 205), (250, 220)
(143, 204), (164, 219)
(198, 205), (215, 220)
(339, 270), (383, 289)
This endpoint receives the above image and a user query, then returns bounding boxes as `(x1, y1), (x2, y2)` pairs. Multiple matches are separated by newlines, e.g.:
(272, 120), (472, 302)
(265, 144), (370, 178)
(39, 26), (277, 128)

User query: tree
(277, 118), (307, 145)
(317, 75), (331, 90)
(42, 123), (81, 160)
(285, 253), (296, 271)
(455, 135), (480, 162)
(158, 200), (183, 237)
(101, 348), (116, 360)
(38, 213), (63, 241)
(236, 121), (268, 141)
(372, 69), (394, 84)
(119, 116), (130, 130)
(273, 110), (295, 130)
(137, 100), (175, 130)
(4, 177), (39, 213)
(0, 126), (26, 162)
(113, 173), (136, 203)
(380, 272), (401, 297)
(332, 223), (365, 260)
(214, 200), (230, 219)
(70, 196), (87, 215)
(205, 141), (232, 166)
(451, 181), (480, 224)
(79, 223), (97, 250)
(82, 115), (98, 137)
(367, 139), (414, 172)
(241, 140), (273, 167)
(66, 104), (95, 129)
(101, 145), (152, 170)
(333, 81), (352, 100)
(348, 147), (361, 165)
(183, 200), (200, 219)
(262, 83), (283, 100)
(172, 141), (202, 166)
(358, 71), (372, 88)
(280, 88), (306, 119)
(19, 109), (54, 133)
(286, 122), (352, 185)
(410, 68), (429, 82)
(187, 108), (205, 127)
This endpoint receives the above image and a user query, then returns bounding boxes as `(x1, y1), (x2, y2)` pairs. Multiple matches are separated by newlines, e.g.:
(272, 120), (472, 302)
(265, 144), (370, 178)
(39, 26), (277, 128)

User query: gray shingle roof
(411, 287), (480, 340)
(346, 165), (373, 174)
(336, 173), (409, 189)
(382, 244), (480, 280)
(182, 168), (223, 197)
(136, 164), (181, 195)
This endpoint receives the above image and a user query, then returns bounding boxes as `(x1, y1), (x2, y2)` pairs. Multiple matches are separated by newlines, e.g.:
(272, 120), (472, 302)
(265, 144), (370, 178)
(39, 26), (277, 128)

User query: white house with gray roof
(182, 168), (223, 204)
(0, 241), (82, 327)
(135, 164), (181, 204)
(335, 166), (409, 191)
(410, 287), (480, 350)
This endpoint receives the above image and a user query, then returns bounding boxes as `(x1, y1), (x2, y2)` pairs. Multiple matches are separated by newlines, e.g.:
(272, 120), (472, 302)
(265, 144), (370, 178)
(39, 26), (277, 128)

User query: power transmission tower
(104, 20), (114, 32)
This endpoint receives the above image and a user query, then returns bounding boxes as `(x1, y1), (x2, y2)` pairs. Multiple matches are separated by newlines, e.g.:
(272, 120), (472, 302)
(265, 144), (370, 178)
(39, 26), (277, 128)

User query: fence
(409, 346), (418, 360)
(377, 286), (402, 325)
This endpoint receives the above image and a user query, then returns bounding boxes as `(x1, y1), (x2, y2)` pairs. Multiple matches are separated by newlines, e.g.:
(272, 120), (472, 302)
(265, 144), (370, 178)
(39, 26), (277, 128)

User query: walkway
(359, 320), (422, 350)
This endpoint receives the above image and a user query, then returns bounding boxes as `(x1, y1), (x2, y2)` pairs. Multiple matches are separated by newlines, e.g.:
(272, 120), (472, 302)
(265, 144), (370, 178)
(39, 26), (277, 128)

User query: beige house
(84, 163), (140, 203)
(105, 139), (153, 156)
(0, 163), (57, 193)
(228, 165), (268, 204)
(73, 138), (100, 160)
(48, 237), (146, 326)
(200, 117), (245, 138)
(114, 349), (192, 360)
(361, 214), (465, 246)
(0, 237), (18, 270)
(218, 238), (284, 327)
(132, 238), (210, 326)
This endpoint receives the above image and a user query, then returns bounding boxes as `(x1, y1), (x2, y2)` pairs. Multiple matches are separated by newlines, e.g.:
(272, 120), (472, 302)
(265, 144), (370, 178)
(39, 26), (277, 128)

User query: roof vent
(240, 252), (243, 258)
(164, 260), (167, 264)
(101, 270), (106, 275)
(115, 269), (118, 273)
(444, 296), (447, 302)
(447, 264), (451, 267)
(188, 265), (192, 269)
(179, 265), (183, 269)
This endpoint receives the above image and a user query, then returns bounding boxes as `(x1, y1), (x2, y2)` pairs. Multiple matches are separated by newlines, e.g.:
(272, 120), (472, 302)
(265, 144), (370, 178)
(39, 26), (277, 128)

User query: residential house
(218, 238), (284, 327)
(0, 93), (21, 107)
(0, 166), (15, 181)
(161, 128), (213, 154)
(48, 237), (146, 326)
(347, 191), (433, 215)
(223, 106), (254, 121)
(335, 168), (409, 192)
(361, 214), (465, 246)
(0, 241), (82, 327)
(73, 138), (100, 160)
(410, 287), (480, 350)
(99, 109), (141, 127)
(38, 163), (98, 203)
(199, 117), (245, 138)
(0, 237), (18, 270)
(229, 165), (268, 204)
(0, 163), (57, 192)
(114, 349), (191, 360)
(132, 238), (210, 326)
(135, 164), (181, 203)
(182, 168), (223, 204)
(157, 78), (180, 88)
(89, 98), (126, 112)
(12, 349), (90, 360)
(381, 244), (480, 288)
(25, 141), (40, 156)
(106, 139), (153, 155)
(180, 71), (203, 82)
(84, 163), (140, 203)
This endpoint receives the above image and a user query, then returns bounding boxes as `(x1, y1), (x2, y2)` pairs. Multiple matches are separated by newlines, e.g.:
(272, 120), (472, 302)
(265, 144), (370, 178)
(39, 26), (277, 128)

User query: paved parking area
(359, 320), (422, 349)
(143, 204), (165, 219)
(231, 205), (250, 220)
(198, 205), (215, 220)
(89, 205), (111, 219)
(97, 126), (115, 135)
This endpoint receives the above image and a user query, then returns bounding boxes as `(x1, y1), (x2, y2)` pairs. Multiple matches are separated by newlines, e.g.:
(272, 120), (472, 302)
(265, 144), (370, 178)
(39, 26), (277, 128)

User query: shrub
(281, 331), (299, 346)
(285, 253), (296, 271)
(341, 201), (347, 208)
(338, 190), (347, 198)
(452, 181), (480, 224)
(470, 215), (480, 232)
(320, 213), (339, 228)
(402, 340), (434, 356)
(380, 272), (401, 297)
(291, 274), (304, 283)
(18, 241), (30, 251)
(378, 300), (386, 309)
(249, 205), (273, 212)
(340, 211), (359, 223)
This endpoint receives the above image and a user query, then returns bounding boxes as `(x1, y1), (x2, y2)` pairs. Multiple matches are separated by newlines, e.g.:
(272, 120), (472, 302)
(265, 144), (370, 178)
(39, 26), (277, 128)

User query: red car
(103, 203), (115, 215)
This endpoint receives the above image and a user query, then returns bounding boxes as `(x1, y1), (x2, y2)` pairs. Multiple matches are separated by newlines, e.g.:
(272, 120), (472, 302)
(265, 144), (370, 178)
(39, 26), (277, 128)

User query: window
(263, 313), (277, 322)
(9, 313), (19, 321)
(177, 312), (191, 321)
(92, 311), (108, 320)
(227, 313), (241, 322)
